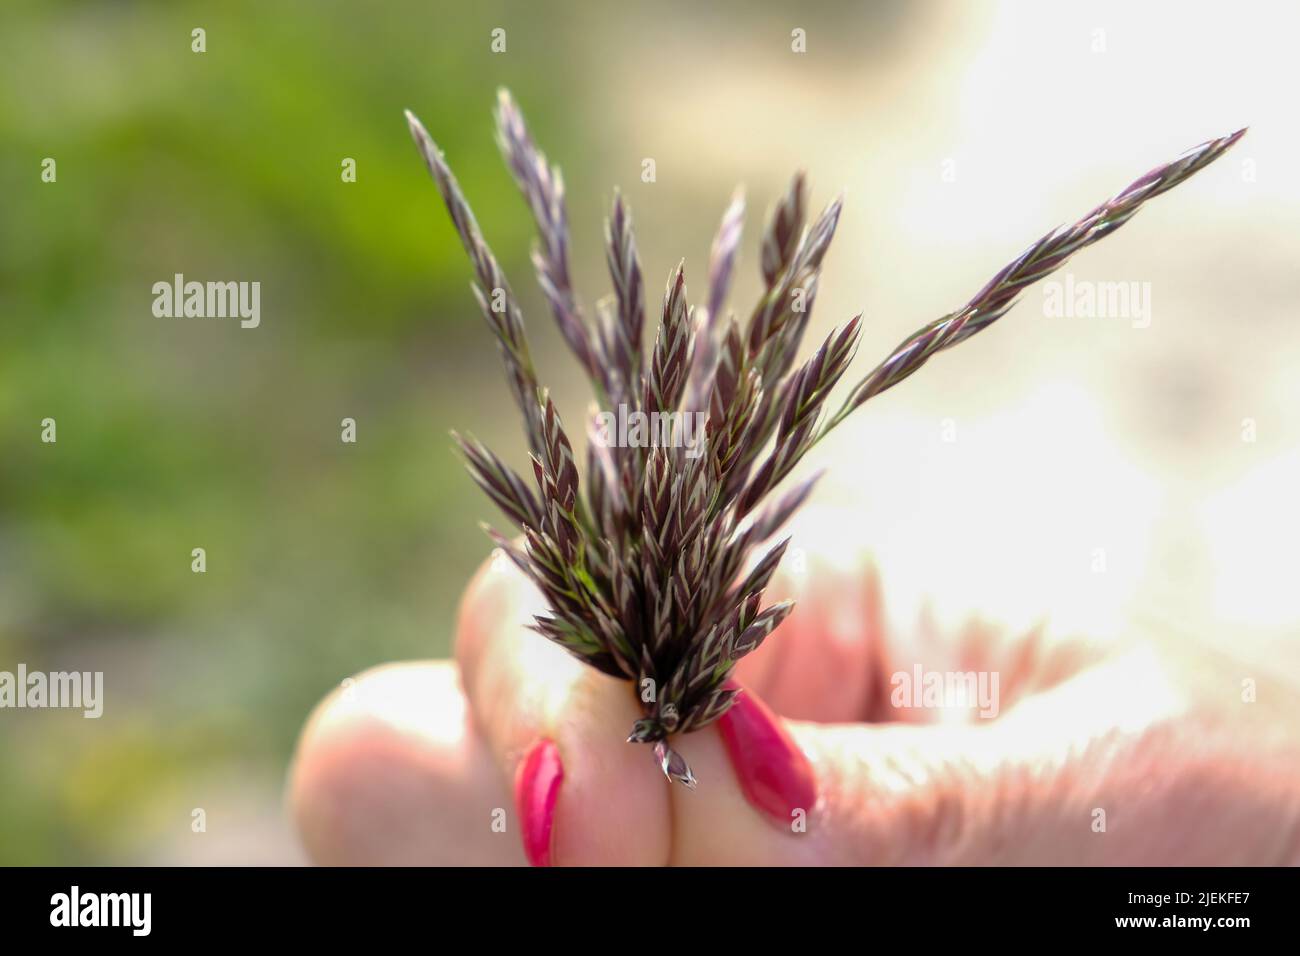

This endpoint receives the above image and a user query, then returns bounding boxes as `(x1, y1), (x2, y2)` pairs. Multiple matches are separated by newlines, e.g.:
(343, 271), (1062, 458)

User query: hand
(288, 507), (1300, 865)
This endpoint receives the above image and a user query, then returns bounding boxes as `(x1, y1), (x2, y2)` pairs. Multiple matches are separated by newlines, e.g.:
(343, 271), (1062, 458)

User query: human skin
(288, 509), (1300, 866)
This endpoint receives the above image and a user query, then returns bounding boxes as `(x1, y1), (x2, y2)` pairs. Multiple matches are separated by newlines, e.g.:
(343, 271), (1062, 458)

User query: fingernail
(514, 738), (563, 867)
(718, 683), (817, 827)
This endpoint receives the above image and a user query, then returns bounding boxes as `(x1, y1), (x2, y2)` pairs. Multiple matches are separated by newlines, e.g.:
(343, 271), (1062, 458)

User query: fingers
(449, 499), (1101, 865)
(673, 642), (1300, 865)
(285, 541), (876, 868)
(671, 670), (1090, 865)
(292, 492), (1300, 865)
(669, 689), (980, 865)
(287, 649), (1300, 866)
(454, 557), (671, 866)
(448, 539), (898, 866)
(287, 497), (1118, 867)
(288, 660), (525, 865)
(285, 657), (1066, 867)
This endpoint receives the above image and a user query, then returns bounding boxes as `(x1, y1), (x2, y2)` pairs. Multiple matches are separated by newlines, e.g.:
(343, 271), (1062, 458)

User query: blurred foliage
(0, 0), (593, 862)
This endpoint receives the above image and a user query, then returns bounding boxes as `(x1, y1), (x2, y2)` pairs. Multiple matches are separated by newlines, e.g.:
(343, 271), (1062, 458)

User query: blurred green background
(0, 0), (606, 863)
(2, 0), (1296, 863)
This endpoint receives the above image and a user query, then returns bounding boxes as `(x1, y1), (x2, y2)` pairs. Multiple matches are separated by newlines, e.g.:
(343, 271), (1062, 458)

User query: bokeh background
(1, 0), (1297, 863)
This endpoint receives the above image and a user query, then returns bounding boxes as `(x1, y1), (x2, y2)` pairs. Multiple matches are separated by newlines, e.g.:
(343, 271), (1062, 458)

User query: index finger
(455, 554), (671, 866)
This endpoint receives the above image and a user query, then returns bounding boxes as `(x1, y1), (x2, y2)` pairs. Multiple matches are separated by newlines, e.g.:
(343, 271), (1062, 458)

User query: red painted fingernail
(718, 683), (817, 827)
(514, 738), (563, 867)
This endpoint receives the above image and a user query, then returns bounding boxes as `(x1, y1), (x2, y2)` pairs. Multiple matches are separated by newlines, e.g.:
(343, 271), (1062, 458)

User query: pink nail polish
(514, 738), (563, 867)
(718, 683), (817, 827)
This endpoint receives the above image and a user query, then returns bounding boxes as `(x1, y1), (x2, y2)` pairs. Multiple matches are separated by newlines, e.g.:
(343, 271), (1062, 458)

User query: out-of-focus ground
(0, 0), (1295, 864)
